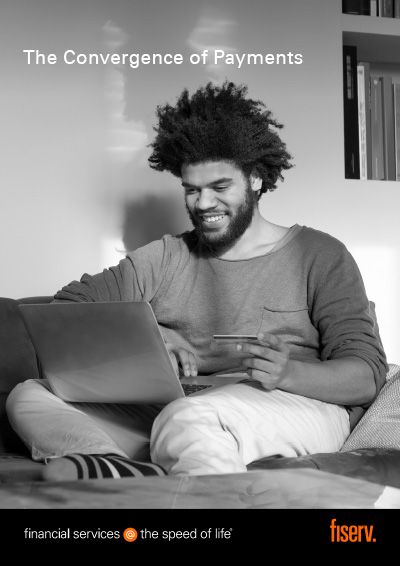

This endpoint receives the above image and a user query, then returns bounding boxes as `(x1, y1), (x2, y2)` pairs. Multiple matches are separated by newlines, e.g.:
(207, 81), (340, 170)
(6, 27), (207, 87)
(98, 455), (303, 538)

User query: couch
(1, 295), (400, 488)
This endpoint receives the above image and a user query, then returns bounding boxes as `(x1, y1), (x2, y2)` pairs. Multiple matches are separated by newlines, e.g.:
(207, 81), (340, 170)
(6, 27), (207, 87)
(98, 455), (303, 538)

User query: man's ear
(249, 173), (262, 193)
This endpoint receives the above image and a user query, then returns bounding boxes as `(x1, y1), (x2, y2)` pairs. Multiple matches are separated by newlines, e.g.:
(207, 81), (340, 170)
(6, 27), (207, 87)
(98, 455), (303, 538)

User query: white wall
(1, 0), (399, 361)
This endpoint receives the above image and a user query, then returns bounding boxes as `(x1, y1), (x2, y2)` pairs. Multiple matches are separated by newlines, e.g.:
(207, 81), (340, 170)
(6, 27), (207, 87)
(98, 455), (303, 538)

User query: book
(394, 0), (400, 17)
(343, 46), (360, 179)
(382, 75), (396, 180)
(343, 0), (371, 14)
(370, 77), (385, 179)
(370, 0), (378, 16)
(379, 0), (394, 16)
(357, 63), (372, 179)
(394, 83), (400, 180)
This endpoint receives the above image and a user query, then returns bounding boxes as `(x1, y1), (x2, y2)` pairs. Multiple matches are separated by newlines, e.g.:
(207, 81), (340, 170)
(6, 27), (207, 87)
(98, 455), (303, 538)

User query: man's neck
(216, 210), (290, 261)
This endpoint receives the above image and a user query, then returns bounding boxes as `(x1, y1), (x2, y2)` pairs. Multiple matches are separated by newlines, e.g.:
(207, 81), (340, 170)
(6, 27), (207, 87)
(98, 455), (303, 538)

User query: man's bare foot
(42, 457), (79, 481)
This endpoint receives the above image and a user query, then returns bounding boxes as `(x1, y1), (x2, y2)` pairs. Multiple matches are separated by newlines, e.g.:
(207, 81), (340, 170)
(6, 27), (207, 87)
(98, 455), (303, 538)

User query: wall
(1, 0), (399, 361)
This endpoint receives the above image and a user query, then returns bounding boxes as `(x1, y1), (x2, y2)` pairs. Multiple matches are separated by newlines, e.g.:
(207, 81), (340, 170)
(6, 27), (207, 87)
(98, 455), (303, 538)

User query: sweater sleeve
(53, 236), (172, 303)
(309, 240), (388, 396)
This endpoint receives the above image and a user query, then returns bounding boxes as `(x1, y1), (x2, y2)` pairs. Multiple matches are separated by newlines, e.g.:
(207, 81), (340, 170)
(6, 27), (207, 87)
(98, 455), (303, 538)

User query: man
(6, 82), (387, 481)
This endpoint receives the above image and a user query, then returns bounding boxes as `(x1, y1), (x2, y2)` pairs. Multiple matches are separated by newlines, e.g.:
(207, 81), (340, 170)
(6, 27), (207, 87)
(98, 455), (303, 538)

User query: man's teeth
(203, 215), (225, 223)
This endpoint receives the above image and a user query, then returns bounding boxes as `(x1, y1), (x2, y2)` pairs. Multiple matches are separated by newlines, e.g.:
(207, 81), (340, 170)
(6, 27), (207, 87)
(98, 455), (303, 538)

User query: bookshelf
(341, 10), (400, 181)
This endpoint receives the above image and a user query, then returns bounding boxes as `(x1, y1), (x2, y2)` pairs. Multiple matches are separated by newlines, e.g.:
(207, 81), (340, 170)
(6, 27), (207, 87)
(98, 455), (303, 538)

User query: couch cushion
(0, 453), (44, 482)
(341, 364), (400, 451)
(248, 448), (400, 488)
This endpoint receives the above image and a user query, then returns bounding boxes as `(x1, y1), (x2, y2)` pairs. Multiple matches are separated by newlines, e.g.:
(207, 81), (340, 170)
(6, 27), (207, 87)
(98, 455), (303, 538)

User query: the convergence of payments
(60, 49), (303, 68)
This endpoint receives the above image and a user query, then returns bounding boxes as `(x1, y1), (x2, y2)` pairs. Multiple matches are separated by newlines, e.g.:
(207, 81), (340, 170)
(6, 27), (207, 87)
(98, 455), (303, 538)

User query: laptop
(18, 301), (247, 404)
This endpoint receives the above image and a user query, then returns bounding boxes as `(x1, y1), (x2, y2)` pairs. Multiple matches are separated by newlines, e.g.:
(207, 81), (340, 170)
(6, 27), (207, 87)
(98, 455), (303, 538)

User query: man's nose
(196, 188), (217, 210)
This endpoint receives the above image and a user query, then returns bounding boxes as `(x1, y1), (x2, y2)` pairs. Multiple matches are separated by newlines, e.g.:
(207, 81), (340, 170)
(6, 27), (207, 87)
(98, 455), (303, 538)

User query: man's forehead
(181, 160), (243, 182)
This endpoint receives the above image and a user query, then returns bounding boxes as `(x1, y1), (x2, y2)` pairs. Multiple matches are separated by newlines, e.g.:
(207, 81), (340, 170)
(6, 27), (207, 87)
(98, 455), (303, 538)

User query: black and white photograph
(1, 0), (400, 550)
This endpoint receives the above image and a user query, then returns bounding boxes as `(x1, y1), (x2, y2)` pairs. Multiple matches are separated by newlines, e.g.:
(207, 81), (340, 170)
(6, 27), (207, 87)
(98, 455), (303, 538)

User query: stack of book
(343, 45), (400, 180)
(343, 0), (400, 17)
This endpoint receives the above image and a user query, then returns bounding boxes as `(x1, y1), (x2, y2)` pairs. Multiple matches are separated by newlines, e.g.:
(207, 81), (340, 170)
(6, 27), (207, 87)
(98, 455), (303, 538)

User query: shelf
(343, 31), (400, 64)
(342, 12), (400, 183)
(341, 13), (400, 36)
(342, 12), (400, 64)
(344, 178), (400, 186)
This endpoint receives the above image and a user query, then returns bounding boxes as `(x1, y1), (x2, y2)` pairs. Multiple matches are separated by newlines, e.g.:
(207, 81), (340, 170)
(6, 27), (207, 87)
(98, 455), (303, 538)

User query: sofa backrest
(0, 296), (52, 453)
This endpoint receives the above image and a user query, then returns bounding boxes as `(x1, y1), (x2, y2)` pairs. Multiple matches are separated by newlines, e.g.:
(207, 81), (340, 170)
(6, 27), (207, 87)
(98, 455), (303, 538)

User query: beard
(186, 183), (258, 253)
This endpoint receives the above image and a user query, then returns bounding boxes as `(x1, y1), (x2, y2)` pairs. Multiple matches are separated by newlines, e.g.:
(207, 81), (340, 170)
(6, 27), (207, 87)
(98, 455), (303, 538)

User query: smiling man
(7, 82), (388, 480)
(182, 160), (286, 260)
(182, 160), (259, 254)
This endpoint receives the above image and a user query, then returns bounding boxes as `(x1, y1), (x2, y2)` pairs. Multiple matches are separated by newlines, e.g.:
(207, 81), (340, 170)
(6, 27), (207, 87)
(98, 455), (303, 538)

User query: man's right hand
(165, 343), (198, 377)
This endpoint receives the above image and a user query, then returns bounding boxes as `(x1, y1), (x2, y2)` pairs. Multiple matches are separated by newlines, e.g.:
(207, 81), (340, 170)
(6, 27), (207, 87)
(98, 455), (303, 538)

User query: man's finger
(243, 357), (276, 373)
(176, 348), (198, 377)
(187, 351), (198, 376)
(256, 332), (286, 350)
(238, 342), (286, 361)
(175, 348), (190, 376)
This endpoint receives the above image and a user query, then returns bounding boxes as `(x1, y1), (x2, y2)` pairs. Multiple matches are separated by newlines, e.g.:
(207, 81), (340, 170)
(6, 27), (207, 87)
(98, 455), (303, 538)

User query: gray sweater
(54, 225), (388, 423)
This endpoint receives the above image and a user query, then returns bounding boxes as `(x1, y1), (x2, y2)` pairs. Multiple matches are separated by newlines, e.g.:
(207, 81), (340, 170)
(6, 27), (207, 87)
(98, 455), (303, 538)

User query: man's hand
(165, 343), (198, 377)
(238, 333), (376, 405)
(238, 332), (290, 390)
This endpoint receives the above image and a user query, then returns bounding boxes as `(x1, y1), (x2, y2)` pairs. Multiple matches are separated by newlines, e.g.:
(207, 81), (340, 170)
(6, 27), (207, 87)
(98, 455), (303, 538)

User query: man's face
(181, 161), (258, 252)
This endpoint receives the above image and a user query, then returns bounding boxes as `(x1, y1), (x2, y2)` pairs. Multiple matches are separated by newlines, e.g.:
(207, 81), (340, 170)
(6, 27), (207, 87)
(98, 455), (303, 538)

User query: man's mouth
(199, 213), (227, 226)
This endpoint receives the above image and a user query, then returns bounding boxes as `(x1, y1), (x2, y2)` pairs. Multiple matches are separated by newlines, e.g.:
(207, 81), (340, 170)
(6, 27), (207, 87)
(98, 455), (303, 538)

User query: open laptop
(18, 302), (247, 404)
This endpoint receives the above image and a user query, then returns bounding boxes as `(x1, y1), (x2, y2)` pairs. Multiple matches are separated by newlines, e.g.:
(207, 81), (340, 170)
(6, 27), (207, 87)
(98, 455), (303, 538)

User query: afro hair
(148, 81), (293, 195)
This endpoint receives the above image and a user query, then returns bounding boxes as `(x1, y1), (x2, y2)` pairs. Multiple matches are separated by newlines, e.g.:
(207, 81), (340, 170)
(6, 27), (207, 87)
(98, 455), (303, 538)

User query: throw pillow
(341, 364), (400, 451)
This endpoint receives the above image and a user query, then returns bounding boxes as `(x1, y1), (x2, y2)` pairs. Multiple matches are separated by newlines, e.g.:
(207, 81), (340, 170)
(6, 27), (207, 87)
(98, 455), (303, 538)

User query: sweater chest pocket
(259, 306), (319, 350)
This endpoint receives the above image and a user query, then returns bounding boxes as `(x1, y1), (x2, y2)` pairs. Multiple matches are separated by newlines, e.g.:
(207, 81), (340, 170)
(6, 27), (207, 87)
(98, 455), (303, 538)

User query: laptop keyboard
(182, 383), (213, 396)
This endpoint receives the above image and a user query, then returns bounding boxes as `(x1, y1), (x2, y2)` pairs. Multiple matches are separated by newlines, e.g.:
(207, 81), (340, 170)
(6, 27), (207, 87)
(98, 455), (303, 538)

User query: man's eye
(215, 185), (229, 190)
(184, 188), (198, 195)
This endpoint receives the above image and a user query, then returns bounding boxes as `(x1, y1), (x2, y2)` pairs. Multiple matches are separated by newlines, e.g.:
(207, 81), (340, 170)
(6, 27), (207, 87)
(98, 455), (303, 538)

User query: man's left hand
(238, 332), (291, 390)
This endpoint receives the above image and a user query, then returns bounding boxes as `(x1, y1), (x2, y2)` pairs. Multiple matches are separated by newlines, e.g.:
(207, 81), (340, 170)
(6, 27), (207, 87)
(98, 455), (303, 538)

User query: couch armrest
(0, 296), (52, 453)
(0, 298), (41, 394)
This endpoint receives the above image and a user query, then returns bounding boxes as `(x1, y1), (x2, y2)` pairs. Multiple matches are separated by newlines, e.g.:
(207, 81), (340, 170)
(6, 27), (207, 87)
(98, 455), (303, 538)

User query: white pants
(6, 379), (350, 475)
(6, 379), (161, 462)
